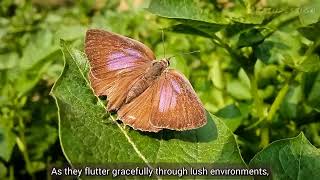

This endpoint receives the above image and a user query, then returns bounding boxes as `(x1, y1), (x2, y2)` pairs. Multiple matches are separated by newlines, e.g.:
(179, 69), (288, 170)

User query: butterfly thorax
(125, 59), (169, 104)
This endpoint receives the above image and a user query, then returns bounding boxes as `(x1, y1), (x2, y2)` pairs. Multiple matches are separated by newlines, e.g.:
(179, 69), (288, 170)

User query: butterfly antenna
(161, 29), (166, 58)
(168, 50), (201, 60)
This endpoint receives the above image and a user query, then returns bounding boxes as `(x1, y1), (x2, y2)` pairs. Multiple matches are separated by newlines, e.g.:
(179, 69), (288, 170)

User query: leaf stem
(245, 75), (265, 130)
(260, 126), (270, 148)
(267, 82), (289, 122)
(260, 75), (291, 148)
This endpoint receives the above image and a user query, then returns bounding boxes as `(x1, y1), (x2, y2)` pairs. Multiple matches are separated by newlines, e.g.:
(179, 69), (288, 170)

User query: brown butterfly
(85, 29), (207, 132)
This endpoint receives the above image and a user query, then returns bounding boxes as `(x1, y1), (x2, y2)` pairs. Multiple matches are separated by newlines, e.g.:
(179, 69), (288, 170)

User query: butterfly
(85, 29), (207, 132)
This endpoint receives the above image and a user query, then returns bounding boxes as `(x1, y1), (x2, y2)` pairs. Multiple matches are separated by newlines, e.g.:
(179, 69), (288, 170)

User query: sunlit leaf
(250, 133), (320, 180)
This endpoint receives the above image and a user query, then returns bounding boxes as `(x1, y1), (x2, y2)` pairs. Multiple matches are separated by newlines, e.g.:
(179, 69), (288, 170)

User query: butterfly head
(158, 57), (171, 67)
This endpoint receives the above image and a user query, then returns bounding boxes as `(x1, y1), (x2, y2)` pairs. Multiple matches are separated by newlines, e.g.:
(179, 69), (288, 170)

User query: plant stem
(267, 82), (289, 122)
(260, 126), (270, 148)
(9, 165), (14, 180)
(245, 75), (265, 130)
(260, 77), (291, 148)
(17, 117), (35, 179)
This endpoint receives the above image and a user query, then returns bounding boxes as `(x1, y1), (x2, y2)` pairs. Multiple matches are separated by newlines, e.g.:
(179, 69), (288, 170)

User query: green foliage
(1, 0), (320, 179)
(250, 133), (320, 180)
(52, 42), (247, 171)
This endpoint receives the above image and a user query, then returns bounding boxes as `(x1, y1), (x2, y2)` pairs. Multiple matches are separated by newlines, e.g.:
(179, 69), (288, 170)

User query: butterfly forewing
(85, 29), (155, 111)
(150, 69), (207, 130)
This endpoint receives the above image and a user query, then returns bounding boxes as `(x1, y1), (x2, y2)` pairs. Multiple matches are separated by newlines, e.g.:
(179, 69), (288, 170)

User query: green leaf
(147, 0), (228, 34)
(236, 28), (266, 48)
(19, 30), (59, 69)
(302, 71), (320, 111)
(51, 41), (248, 178)
(26, 125), (58, 160)
(0, 162), (7, 178)
(215, 103), (251, 132)
(227, 80), (252, 100)
(0, 52), (19, 70)
(298, 22), (320, 41)
(1, 30), (61, 97)
(297, 54), (320, 73)
(255, 31), (303, 64)
(279, 85), (302, 119)
(298, 0), (320, 26)
(147, 0), (228, 24)
(55, 25), (86, 41)
(215, 104), (242, 132)
(250, 133), (320, 180)
(0, 124), (16, 162)
(165, 24), (213, 38)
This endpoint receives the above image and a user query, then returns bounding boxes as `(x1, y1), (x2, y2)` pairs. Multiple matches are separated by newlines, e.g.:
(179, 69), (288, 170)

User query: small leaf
(237, 28), (265, 48)
(227, 80), (252, 100)
(298, 22), (320, 41)
(279, 85), (302, 119)
(302, 71), (320, 111)
(51, 41), (249, 177)
(250, 133), (320, 180)
(0, 162), (7, 178)
(297, 54), (320, 73)
(0, 124), (16, 162)
(215, 104), (242, 132)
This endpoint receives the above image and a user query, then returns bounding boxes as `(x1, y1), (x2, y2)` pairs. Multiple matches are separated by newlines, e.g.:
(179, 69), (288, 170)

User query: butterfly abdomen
(125, 60), (168, 104)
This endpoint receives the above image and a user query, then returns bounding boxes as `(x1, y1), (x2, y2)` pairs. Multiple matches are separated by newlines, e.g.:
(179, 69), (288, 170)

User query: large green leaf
(250, 133), (320, 180)
(147, 0), (227, 36)
(147, 0), (228, 24)
(51, 41), (249, 179)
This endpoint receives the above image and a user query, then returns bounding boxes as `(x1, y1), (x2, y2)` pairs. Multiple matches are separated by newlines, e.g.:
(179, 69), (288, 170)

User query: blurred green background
(0, 0), (320, 179)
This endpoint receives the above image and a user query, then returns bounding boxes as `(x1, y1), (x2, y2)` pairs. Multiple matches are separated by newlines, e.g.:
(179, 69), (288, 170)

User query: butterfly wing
(117, 84), (161, 132)
(150, 69), (207, 130)
(85, 29), (155, 111)
(118, 69), (206, 132)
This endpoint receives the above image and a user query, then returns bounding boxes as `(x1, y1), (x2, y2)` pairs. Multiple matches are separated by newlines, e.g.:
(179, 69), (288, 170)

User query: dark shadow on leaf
(255, 40), (290, 63)
(137, 111), (218, 143)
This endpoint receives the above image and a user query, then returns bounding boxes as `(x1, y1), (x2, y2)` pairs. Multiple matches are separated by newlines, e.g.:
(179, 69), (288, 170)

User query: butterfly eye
(167, 59), (170, 66)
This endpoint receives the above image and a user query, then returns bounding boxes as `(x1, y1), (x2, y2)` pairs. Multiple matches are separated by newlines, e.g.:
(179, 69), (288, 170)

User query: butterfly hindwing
(117, 84), (161, 132)
(150, 69), (207, 130)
